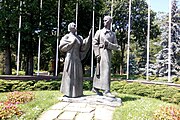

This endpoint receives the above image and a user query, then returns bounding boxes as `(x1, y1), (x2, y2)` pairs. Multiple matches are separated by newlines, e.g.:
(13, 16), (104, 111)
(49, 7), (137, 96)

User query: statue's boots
(92, 87), (103, 96)
(103, 90), (115, 98)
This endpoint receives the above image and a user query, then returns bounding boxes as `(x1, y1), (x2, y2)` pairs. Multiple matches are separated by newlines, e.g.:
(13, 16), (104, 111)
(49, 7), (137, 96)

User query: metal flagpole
(146, 0), (150, 81)
(110, 0), (113, 30)
(37, 0), (42, 76)
(55, 0), (60, 76)
(126, 0), (132, 80)
(76, 0), (78, 31)
(99, 17), (101, 30)
(168, 0), (172, 82)
(91, 0), (95, 77)
(17, 0), (22, 76)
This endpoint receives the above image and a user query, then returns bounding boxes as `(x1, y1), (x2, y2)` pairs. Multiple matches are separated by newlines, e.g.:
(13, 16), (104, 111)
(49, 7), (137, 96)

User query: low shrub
(111, 81), (180, 104)
(172, 76), (180, 84)
(0, 79), (179, 104)
(153, 106), (180, 120)
(83, 80), (93, 90)
(0, 80), (61, 92)
(172, 93), (180, 105)
(0, 79), (93, 92)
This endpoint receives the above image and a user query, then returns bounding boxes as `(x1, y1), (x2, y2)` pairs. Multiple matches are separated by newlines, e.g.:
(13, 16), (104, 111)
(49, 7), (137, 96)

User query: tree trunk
(25, 30), (34, 75)
(120, 43), (126, 75)
(53, 57), (56, 76)
(25, 40), (34, 75)
(4, 45), (12, 75)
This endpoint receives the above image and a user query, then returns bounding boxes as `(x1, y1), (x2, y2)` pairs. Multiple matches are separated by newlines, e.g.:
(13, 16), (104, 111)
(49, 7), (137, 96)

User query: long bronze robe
(93, 28), (119, 91)
(59, 33), (91, 97)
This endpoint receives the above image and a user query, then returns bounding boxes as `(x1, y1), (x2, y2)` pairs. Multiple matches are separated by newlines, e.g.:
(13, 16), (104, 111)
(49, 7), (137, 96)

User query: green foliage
(111, 81), (180, 104)
(0, 80), (60, 92)
(172, 76), (180, 84)
(112, 0), (160, 73)
(153, 106), (180, 120)
(12, 69), (25, 75)
(172, 93), (180, 105)
(83, 80), (93, 91)
(113, 94), (179, 120)
(0, 79), (93, 92)
(111, 74), (140, 80)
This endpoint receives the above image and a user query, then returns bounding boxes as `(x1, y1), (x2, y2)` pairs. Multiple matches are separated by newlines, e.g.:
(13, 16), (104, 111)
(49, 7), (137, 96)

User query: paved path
(38, 95), (122, 120)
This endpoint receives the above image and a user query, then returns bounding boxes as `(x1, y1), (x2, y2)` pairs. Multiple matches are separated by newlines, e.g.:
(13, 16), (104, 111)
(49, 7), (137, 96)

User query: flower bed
(0, 91), (34, 119)
(153, 106), (180, 120)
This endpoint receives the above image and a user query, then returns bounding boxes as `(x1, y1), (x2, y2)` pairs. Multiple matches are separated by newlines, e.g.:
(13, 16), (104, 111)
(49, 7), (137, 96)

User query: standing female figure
(59, 22), (91, 98)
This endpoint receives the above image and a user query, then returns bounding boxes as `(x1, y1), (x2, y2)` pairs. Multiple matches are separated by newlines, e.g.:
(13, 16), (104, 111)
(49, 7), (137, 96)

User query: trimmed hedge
(0, 80), (60, 92)
(0, 79), (179, 104)
(0, 79), (92, 92)
(111, 81), (180, 104)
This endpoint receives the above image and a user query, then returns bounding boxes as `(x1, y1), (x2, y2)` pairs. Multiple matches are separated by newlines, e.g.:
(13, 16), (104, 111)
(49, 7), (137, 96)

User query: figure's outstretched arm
(59, 34), (76, 52)
(80, 28), (93, 60)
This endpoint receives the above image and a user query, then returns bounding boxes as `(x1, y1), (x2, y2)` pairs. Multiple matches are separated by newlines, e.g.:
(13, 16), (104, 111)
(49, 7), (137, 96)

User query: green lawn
(113, 94), (179, 120)
(0, 91), (179, 120)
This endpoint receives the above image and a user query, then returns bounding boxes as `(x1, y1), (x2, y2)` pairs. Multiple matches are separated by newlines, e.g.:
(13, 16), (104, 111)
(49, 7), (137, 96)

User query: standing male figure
(92, 15), (120, 97)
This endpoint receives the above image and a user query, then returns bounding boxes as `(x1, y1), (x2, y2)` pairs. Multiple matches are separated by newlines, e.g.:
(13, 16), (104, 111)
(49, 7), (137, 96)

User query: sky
(150, 0), (169, 13)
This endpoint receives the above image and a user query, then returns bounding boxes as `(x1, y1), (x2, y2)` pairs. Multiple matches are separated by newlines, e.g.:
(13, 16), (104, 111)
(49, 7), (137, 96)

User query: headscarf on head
(68, 22), (76, 32)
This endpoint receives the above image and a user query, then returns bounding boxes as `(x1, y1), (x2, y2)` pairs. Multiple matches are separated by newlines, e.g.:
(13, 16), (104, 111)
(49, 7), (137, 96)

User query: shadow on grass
(118, 95), (141, 102)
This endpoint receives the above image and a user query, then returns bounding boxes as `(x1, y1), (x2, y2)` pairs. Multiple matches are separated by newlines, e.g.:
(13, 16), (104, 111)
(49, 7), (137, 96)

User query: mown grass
(113, 94), (180, 120)
(0, 91), (179, 120)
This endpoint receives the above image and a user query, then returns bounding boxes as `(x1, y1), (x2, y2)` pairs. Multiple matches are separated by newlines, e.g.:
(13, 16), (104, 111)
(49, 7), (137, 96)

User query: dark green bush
(83, 80), (93, 90)
(0, 79), (91, 92)
(0, 80), (61, 92)
(1, 79), (179, 104)
(111, 81), (126, 93)
(111, 81), (180, 104)
(172, 76), (180, 84)
(172, 93), (180, 105)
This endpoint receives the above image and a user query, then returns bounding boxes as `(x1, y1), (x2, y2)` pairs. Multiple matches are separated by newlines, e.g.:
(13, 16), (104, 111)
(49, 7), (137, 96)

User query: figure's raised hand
(88, 28), (92, 37)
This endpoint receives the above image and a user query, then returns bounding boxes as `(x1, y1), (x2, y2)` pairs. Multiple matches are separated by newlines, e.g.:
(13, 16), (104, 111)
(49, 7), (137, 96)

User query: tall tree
(113, 0), (160, 74)
(154, 0), (180, 76)
(0, 0), (105, 75)
(0, 0), (19, 75)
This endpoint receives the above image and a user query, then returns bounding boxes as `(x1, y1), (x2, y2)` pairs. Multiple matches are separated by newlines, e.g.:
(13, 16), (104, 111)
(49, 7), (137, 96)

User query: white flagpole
(76, 0), (78, 31)
(17, 0), (22, 76)
(99, 17), (101, 30)
(110, 0), (113, 30)
(168, 0), (172, 82)
(91, 0), (95, 77)
(126, 0), (132, 80)
(146, 0), (150, 81)
(55, 0), (60, 76)
(37, 0), (42, 76)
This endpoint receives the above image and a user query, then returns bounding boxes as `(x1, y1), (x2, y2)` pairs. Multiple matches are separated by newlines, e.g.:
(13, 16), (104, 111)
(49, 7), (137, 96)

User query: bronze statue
(59, 22), (92, 98)
(92, 16), (120, 97)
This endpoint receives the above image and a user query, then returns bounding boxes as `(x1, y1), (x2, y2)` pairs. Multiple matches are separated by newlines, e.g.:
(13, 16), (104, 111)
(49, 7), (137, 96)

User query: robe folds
(93, 28), (120, 91)
(59, 33), (91, 97)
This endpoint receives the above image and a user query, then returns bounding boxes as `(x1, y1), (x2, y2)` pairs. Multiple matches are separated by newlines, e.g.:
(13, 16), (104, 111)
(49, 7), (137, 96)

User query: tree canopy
(0, 0), (176, 77)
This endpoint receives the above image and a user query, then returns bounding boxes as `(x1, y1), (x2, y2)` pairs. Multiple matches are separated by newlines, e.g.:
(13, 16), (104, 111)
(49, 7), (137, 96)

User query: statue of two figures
(59, 16), (120, 98)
